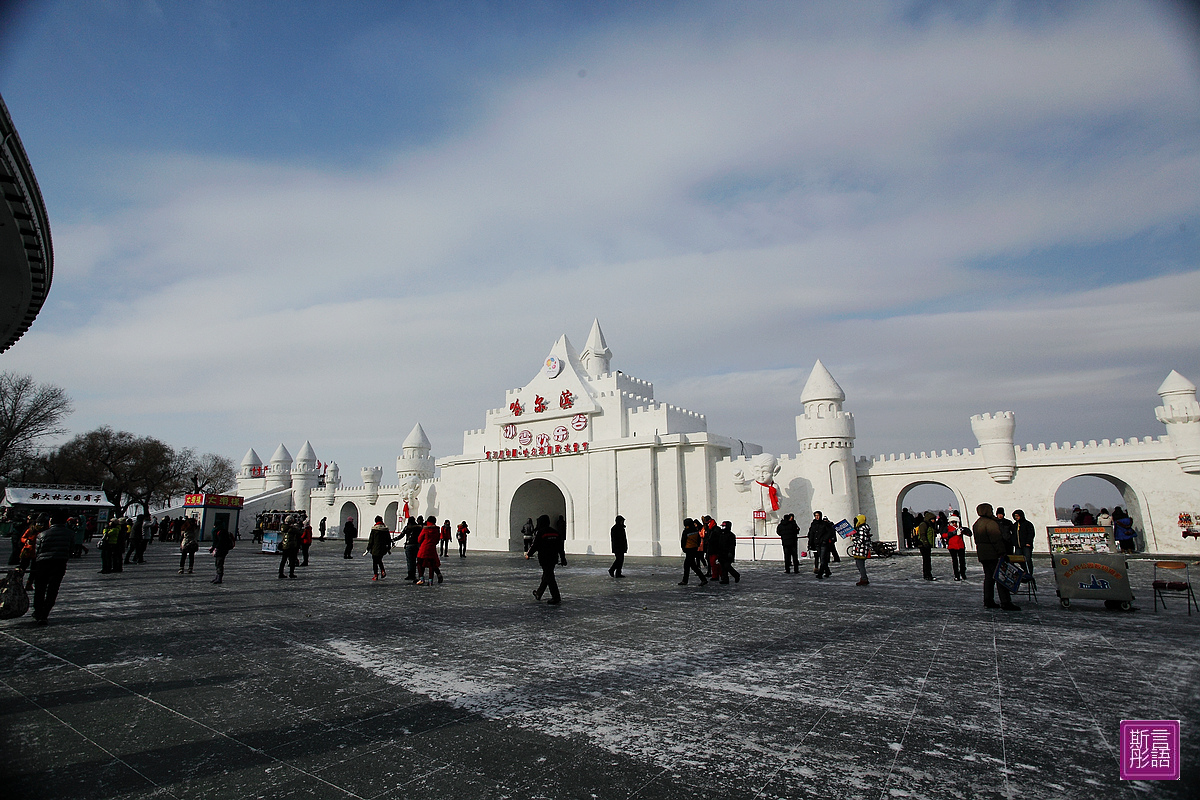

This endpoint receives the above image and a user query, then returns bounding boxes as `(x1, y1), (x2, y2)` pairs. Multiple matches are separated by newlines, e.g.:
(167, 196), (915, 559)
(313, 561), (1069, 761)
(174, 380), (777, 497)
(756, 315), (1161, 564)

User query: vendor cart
(1047, 526), (1134, 610)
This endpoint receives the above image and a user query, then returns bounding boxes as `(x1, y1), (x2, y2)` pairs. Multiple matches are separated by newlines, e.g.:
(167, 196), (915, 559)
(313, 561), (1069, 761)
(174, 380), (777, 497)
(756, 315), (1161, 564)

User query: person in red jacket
(416, 516), (442, 585)
(299, 522), (313, 566)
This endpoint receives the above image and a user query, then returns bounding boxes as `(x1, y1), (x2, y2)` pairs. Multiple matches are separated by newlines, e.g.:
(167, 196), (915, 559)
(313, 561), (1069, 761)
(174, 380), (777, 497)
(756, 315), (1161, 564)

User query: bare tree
(0, 372), (72, 477)
(46, 426), (176, 515)
(169, 449), (236, 504)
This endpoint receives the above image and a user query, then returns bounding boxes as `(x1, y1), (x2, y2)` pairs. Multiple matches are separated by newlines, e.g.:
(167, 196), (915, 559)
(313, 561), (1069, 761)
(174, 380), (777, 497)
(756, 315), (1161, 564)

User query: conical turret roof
(800, 359), (845, 404)
(295, 440), (317, 462)
(403, 423), (431, 450)
(1158, 370), (1196, 396)
(269, 443), (293, 464)
(583, 318), (611, 358)
(240, 448), (262, 467)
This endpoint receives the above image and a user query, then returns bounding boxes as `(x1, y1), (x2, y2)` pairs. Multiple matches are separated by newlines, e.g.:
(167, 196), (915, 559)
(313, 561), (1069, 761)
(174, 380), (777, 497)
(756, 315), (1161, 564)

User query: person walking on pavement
(973, 503), (1020, 611)
(439, 520), (452, 558)
(947, 511), (968, 581)
(365, 516), (390, 580)
(809, 511), (835, 579)
(300, 522), (313, 566)
(777, 513), (801, 574)
(716, 521), (740, 584)
(609, 515), (627, 577)
(678, 519), (708, 586)
(31, 509), (73, 625)
(342, 517), (357, 559)
(98, 517), (120, 574)
(848, 514), (872, 586)
(416, 516), (443, 584)
(398, 517), (420, 581)
(521, 518), (535, 553)
(319, 516), (327, 541)
(125, 514), (145, 564)
(210, 524), (235, 584)
(178, 521), (199, 574)
(916, 511), (939, 581)
(277, 516), (300, 579)
(456, 521), (470, 557)
(527, 514), (566, 603)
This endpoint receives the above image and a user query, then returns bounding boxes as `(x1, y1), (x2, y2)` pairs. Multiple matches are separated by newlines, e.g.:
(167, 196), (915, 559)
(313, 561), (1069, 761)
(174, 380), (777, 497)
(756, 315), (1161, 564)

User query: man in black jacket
(342, 517), (357, 559)
(210, 524), (235, 584)
(717, 521), (740, 584)
(527, 515), (565, 604)
(397, 517), (421, 581)
(32, 509), (73, 624)
(609, 516), (627, 578)
(777, 514), (801, 574)
(808, 511), (835, 578)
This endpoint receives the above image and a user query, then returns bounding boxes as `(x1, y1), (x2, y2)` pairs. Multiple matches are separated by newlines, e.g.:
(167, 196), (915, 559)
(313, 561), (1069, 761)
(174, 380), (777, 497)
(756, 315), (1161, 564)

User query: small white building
(237, 321), (1200, 557)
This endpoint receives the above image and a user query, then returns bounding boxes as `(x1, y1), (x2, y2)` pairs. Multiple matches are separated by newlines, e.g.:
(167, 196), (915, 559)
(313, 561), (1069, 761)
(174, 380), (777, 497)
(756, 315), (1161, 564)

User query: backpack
(0, 568), (30, 619)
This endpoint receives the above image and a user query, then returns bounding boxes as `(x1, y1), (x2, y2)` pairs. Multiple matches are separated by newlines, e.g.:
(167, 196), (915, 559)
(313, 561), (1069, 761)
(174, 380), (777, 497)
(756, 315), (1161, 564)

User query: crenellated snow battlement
(857, 434), (1173, 474)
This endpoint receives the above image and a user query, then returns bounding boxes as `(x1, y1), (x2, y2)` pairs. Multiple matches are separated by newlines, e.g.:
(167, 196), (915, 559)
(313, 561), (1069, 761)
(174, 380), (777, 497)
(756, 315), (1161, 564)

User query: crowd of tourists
(1, 494), (1142, 623)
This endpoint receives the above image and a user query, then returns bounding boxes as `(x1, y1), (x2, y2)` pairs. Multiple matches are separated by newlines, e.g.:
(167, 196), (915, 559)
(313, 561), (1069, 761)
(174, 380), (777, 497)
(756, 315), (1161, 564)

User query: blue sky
(1, 1), (1198, 509)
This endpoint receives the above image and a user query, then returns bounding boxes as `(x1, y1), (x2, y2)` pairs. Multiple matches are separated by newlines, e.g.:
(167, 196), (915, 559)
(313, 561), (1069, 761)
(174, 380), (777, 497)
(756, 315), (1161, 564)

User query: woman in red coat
(416, 516), (442, 585)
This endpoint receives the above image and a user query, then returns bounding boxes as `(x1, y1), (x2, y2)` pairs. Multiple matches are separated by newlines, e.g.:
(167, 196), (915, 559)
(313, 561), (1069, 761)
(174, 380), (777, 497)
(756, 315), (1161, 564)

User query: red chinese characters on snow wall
(485, 442), (588, 460)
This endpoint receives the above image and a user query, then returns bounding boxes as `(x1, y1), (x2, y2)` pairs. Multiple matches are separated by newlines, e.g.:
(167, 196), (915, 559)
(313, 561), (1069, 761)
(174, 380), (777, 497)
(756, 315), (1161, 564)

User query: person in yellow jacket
(99, 519), (121, 574)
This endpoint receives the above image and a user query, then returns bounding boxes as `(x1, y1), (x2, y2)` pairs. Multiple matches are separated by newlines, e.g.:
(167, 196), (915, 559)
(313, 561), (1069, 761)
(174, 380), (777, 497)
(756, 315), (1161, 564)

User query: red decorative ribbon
(756, 481), (779, 511)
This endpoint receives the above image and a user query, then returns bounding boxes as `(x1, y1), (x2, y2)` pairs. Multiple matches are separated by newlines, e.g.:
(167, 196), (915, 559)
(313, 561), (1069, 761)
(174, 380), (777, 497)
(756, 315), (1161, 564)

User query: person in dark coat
(553, 516), (568, 565)
(521, 518), (535, 553)
(365, 516), (390, 580)
(717, 521), (740, 584)
(319, 516), (327, 541)
(31, 509), (73, 625)
(278, 516), (300, 579)
(777, 513), (801, 574)
(973, 503), (1019, 611)
(342, 517), (357, 559)
(678, 519), (708, 586)
(916, 511), (938, 581)
(609, 516), (627, 577)
(397, 517), (421, 581)
(808, 511), (835, 578)
(1012, 509), (1036, 571)
(210, 524), (235, 584)
(527, 514), (565, 603)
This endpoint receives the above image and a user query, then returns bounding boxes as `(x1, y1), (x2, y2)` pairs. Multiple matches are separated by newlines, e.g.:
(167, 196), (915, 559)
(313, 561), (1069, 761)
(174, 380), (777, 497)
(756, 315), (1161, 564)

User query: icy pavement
(1, 542), (1197, 799)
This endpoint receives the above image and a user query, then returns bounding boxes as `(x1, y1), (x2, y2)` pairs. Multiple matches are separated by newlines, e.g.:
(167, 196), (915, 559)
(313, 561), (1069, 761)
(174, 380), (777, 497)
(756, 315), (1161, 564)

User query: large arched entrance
(896, 481), (968, 549)
(384, 502), (399, 532)
(339, 501), (360, 535)
(508, 479), (566, 552)
(1052, 473), (1149, 551)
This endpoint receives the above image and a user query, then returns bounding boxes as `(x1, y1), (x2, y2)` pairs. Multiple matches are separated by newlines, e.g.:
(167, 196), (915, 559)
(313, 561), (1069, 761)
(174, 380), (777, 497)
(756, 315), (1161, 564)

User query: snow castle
(237, 321), (1200, 557)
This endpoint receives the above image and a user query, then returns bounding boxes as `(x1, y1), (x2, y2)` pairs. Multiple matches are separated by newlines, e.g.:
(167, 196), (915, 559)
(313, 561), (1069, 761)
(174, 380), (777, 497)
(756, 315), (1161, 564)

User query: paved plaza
(2, 540), (1197, 800)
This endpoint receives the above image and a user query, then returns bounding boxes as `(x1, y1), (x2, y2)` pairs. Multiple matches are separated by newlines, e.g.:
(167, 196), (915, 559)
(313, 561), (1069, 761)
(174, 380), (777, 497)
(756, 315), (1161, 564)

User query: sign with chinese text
(184, 494), (244, 509)
(835, 519), (854, 539)
(486, 442), (589, 460)
(2, 487), (110, 507)
(753, 510), (767, 520)
(1121, 720), (1179, 781)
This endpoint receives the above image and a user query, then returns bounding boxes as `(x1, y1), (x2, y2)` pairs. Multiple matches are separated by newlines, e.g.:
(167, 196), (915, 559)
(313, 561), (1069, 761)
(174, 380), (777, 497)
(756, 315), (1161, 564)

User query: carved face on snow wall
(750, 453), (780, 485)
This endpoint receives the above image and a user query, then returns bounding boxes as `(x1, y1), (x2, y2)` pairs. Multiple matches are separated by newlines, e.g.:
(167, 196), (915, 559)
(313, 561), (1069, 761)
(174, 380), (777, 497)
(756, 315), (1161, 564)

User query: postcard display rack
(1046, 526), (1133, 610)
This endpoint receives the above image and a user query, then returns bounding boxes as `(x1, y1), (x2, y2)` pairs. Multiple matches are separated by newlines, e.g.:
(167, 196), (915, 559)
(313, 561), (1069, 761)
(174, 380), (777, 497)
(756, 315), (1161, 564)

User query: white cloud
(7, 1), (1199, 476)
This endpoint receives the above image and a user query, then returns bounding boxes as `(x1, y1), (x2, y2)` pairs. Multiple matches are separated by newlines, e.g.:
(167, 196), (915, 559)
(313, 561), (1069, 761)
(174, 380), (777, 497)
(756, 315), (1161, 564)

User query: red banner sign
(184, 493), (244, 509)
